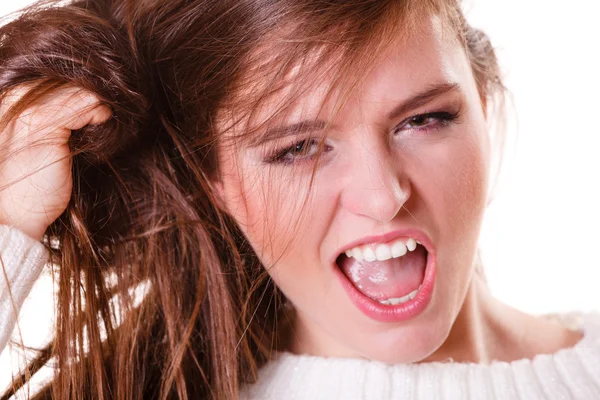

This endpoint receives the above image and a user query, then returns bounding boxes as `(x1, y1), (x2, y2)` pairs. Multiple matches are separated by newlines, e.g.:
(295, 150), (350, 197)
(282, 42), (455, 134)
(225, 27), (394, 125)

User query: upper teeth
(344, 238), (418, 262)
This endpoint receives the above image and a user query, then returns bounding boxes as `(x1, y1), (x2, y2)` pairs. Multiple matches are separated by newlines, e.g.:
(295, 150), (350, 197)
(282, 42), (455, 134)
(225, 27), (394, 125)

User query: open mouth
(335, 236), (430, 309)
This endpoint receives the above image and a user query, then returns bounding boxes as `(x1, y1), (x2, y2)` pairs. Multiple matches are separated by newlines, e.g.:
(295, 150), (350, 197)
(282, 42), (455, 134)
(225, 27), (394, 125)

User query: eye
(267, 138), (328, 165)
(290, 140), (318, 156)
(394, 111), (459, 135)
(407, 115), (437, 128)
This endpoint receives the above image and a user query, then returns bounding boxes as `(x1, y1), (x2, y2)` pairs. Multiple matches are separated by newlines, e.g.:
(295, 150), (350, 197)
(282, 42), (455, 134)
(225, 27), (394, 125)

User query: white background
(1, 0), (599, 392)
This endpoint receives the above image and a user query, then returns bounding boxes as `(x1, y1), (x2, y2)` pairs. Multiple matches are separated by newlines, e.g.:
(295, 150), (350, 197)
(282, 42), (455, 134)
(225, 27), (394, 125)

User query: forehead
(220, 13), (466, 140)
(351, 16), (464, 111)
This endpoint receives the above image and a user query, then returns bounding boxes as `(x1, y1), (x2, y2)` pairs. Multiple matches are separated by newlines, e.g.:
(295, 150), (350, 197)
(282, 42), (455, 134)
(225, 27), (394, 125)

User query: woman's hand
(0, 87), (111, 241)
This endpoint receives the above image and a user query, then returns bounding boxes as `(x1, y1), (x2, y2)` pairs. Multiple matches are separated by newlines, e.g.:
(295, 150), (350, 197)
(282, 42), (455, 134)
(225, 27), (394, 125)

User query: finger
(0, 85), (34, 113)
(1, 85), (111, 128)
(37, 87), (112, 131)
(57, 88), (112, 130)
(9, 87), (112, 143)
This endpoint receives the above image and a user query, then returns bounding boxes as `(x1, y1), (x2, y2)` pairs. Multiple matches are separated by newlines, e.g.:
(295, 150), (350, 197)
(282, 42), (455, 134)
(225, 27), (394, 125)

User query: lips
(332, 229), (436, 323)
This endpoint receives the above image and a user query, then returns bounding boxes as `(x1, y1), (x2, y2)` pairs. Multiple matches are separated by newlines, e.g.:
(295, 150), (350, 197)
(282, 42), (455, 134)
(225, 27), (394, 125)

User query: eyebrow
(386, 82), (460, 121)
(250, 81), (460, 147)
(249, 120), (327, 147)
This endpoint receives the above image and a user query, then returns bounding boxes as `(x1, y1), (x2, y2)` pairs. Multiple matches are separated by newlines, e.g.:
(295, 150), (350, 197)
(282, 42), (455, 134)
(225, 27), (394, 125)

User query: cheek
(417, 122), (489, 230)
(441, 139), (488, 229)
(421, 130), (490, 295)
(407, 124), (489, 273)
(221, 159), (324, 265)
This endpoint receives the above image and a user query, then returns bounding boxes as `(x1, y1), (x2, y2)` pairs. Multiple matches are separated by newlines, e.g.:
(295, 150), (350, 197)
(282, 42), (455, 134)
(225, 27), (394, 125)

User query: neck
(421, 275), (494, 363)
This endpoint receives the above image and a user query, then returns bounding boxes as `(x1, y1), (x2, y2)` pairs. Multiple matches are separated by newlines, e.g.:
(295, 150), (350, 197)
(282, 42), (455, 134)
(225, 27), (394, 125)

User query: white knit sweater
(1, 226), (600, 399)
(241, 317), (600, 399)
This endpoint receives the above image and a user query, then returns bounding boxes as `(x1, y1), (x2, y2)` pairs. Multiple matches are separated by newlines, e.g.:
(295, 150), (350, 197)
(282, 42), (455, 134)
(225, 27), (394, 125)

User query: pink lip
(332, 228), (437, 323)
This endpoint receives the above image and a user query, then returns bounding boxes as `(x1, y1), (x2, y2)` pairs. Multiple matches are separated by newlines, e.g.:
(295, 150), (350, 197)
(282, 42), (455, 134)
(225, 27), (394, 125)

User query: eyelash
(265, 109), (460, 165)
(392, 110), (460, 136)
(265, 139), (331, 165)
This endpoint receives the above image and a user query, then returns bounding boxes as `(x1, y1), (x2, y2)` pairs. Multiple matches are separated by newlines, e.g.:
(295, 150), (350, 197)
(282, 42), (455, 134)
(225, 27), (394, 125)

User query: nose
(340, 145), (410, 223)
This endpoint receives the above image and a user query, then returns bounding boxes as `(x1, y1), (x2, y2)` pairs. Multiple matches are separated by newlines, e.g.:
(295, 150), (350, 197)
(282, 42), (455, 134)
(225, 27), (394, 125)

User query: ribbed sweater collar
(242, 313), (600, 399)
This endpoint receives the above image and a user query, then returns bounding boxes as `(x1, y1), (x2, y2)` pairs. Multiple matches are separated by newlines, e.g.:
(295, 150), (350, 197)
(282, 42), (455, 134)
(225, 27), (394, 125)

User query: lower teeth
(378, 285), (422, 305)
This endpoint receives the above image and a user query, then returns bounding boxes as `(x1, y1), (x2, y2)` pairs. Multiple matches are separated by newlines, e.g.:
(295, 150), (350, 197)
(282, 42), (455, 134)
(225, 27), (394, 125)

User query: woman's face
(217, 15), (491, 363)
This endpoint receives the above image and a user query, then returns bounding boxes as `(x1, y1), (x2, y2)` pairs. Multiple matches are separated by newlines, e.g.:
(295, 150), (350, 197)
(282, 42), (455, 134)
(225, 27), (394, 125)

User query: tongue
(339, 245), (427, 301)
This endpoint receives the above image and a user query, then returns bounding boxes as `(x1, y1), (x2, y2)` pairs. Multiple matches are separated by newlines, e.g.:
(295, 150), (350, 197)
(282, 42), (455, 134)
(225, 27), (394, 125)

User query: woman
(0, 0), (599, 399)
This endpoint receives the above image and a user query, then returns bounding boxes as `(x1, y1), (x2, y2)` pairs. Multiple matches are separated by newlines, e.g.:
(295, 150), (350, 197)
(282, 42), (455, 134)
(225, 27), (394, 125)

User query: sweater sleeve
(0, 225), (48, 356)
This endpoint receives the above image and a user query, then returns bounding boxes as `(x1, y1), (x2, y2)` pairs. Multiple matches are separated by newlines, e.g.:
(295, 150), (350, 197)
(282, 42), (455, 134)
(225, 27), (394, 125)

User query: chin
(359, 311), (454, 364)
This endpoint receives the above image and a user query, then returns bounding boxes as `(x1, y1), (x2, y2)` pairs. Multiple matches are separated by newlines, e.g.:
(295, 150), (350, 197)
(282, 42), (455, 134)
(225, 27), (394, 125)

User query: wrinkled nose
(340, 147), (410, 222)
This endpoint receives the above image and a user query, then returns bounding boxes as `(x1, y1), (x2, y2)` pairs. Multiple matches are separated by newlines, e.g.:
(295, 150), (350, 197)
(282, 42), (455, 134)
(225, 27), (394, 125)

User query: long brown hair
(0, 0), (503, 398)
